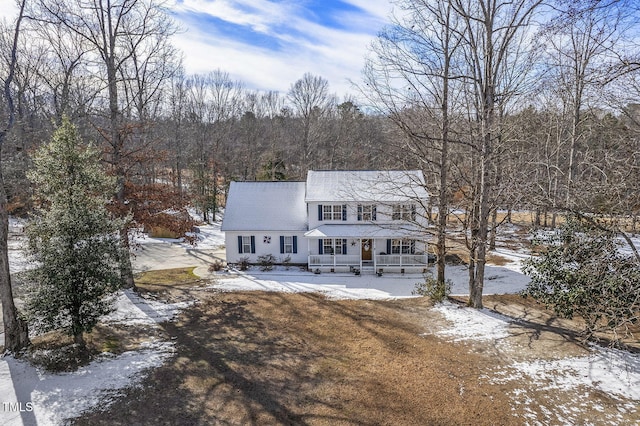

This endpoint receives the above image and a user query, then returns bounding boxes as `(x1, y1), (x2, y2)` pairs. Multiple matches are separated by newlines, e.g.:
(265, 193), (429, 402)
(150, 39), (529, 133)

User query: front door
(361, 239), (372, 262)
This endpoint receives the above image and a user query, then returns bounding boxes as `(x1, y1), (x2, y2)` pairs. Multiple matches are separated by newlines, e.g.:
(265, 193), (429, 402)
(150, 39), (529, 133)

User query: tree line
(1, 0), (639, 351)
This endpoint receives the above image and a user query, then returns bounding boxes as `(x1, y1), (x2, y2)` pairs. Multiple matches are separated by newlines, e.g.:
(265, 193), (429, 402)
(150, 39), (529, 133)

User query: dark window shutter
(410, 240), (416, 254)
(386, 239), (391, 254)
(342, 205), (347, 221)
(372, 205), (377, 221)
(318, 205), (323, 221)
(293, 236), (298, 253)
(318, 239), (323, 255)
(357, 205), (362, 221)
(280, 236), (285, 254)
(411, 205), (417, 221)
(342, 239), (347, 255)
(238, 236), (243, 254)
(250, 236), (256, 253)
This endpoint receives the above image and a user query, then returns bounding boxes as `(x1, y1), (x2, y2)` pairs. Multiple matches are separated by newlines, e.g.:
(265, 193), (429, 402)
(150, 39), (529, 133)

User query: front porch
(305, 224), (431, 274)
(308, 253), (429, 274)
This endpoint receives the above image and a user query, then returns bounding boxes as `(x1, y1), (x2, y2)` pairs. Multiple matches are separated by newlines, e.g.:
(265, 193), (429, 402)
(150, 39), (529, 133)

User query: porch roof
(304, 224), (427, 239)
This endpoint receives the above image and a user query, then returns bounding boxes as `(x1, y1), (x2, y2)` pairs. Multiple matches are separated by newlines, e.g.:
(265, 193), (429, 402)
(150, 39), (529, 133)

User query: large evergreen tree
(25, 117), (124, 347)
(522, 215), (640, 343)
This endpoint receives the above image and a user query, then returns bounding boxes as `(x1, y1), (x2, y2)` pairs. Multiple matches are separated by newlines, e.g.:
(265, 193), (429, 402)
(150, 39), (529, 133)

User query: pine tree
(25, 117), (124, 347)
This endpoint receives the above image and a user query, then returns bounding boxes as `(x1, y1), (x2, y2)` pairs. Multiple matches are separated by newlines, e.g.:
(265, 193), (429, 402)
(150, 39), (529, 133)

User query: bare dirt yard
(73, 281), (639, 426)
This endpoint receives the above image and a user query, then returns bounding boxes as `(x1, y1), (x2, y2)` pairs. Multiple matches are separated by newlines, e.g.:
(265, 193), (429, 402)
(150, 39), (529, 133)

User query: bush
(258, 254), (276, 271)
(282, 255), (292, 270)
(208, 260), (224, 272)
(237, 256), (250, 271)
(413, 276), (452, 303)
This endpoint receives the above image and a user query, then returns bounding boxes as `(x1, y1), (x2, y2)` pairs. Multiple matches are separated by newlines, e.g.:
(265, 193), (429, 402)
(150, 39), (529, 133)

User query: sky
(169, 0), (394, 95)
(0, 0), (394, 96)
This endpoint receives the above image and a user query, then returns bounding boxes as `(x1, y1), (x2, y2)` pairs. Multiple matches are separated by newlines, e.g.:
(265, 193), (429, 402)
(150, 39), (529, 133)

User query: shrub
(208, 260), (224, 272)
(413, 276), (452, 303)
(282, 255), (292, 270)
(258, 254), (276, 271)
(237, 256), (250, 271)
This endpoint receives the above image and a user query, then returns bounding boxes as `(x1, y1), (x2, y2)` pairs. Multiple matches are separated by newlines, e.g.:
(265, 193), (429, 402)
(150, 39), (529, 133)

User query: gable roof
(221, 181), (307, 231)
(304, 170), (428, 203)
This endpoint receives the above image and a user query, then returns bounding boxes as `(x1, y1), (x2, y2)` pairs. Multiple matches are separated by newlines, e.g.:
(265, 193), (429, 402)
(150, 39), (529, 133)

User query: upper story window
(319, 204), (346, 221)
(357, 204), (377, 221)
(392, 204), (416, 221)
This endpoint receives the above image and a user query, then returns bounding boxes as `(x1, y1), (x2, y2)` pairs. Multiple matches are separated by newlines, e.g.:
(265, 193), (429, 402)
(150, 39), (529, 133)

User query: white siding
(224, 231), (308, 265)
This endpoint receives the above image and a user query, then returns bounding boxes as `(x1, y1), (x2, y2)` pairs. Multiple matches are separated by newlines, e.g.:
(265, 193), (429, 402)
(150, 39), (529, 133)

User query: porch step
(360, 266), (375, 274)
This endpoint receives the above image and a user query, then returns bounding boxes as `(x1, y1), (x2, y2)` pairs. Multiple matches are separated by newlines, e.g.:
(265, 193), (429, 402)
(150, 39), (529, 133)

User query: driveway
(132, 243), (226, 277)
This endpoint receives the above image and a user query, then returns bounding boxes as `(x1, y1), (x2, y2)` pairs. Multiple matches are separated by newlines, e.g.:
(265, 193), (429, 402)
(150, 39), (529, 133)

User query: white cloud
(171, 0), (394, 96)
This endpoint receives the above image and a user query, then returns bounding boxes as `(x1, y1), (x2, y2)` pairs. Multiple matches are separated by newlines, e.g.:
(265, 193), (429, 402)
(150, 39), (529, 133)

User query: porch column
(359, 238), (362, 269)
(373, 240), (377, 271)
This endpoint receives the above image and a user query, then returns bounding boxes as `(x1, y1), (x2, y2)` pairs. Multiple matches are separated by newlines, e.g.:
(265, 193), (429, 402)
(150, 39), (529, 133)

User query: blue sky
(170, 0), (394, 95)
(1, 0), (393, 96)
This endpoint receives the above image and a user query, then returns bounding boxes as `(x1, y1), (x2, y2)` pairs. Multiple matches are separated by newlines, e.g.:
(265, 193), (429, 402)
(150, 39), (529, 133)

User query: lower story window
(391, 239), (415, 254)
(238, 235), (256, 254)
(284, 236), (293, 253)
(242, 236), (253, 253)
(322, 238), (345, 255)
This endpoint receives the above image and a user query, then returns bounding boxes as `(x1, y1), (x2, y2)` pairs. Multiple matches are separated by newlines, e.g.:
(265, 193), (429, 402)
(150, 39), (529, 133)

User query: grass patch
(134, 267), (202, 293)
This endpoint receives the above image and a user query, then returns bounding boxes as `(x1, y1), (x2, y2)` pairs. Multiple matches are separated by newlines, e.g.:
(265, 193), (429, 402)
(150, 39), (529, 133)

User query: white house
(221, 170), (431, 274)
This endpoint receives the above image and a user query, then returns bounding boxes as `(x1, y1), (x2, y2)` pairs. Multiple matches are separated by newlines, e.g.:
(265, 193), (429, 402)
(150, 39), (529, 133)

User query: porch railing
(308, 254), (428, 268)
(308, 254), (360, 268)
(375, 254), (428, 267)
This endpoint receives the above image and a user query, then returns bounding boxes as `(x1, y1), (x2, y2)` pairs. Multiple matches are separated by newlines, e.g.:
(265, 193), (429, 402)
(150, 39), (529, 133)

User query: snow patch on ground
(102, 290), (192, 325)
(132, 222), (225, 250)
(213, 264), (530, 301)
(0, 340), (174, 426)
(0, 289), (187, 426)
(488, 345), (640, 424)
(499, 346), (640, 400)
(432, 301), (512, 341)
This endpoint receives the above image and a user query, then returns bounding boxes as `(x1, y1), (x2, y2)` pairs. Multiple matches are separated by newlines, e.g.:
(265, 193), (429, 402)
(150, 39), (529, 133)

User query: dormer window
(392, 204), (416, 221)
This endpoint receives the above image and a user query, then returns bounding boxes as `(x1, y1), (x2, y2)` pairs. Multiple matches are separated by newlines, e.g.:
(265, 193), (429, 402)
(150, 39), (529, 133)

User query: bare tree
(287, 73), (334, 173)
(451, 0), (543, 308)
(362, 0), (465, 294)
(0, 0), (30, 352)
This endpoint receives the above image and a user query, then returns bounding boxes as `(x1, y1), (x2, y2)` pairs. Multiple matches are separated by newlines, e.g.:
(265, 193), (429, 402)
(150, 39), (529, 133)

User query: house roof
(221, 181), (307, 231)
(304, 170), (428, 203)
(305, 224), (429, 239)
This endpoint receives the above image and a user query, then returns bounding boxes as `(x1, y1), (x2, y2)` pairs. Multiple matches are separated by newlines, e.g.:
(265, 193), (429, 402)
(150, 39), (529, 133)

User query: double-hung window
(238, 236), (256, 254)
(280, 236), (298, 254)
(357, 204), (377, 221)
(283, 236), (294, 253)
(320, 238), (346, 255)
(390, 239), (415, 254)
(323, 204), (344, 221)
(392, 204), (416, 221)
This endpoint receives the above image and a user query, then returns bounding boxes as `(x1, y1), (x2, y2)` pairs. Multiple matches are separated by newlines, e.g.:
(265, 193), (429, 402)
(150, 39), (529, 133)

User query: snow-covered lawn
(212, 262), (530, 299)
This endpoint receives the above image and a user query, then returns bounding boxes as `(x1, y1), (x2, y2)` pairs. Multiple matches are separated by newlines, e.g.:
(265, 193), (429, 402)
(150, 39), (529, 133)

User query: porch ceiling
(304, 224), (426, 239)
